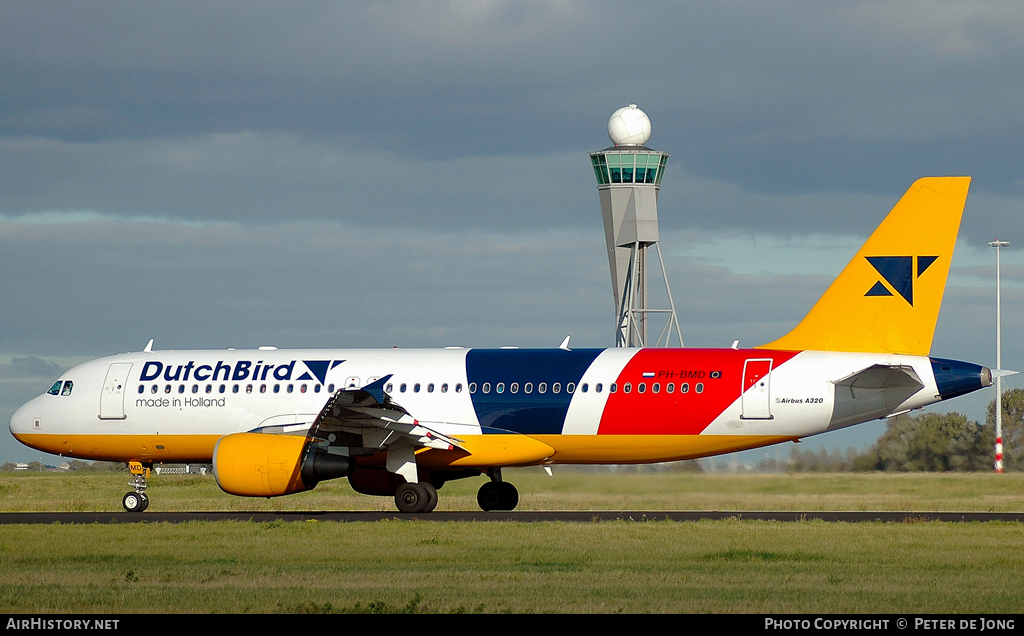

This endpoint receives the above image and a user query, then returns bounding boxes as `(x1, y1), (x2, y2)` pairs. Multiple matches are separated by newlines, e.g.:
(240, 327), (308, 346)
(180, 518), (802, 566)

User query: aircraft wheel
(497, 482), (519, 511)
(477, 482), (501, 511)
(139, 493), (150, 512)
(394, 483), (429, 513)
(122, 492), (145, 513)
(478, 481), (519, 511)
(421, 483), (438, 513)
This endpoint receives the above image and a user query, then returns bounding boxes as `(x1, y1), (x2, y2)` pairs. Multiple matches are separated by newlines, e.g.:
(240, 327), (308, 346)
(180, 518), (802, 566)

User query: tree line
(776, 388), (1024, 473)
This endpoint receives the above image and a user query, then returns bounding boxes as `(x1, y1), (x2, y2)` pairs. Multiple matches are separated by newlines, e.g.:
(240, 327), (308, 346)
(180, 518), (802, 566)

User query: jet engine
(213, 432), (353, 497)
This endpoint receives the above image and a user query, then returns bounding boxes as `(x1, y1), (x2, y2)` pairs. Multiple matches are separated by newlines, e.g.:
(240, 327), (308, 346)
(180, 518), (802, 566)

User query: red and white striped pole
(989, 239), (1009, 473)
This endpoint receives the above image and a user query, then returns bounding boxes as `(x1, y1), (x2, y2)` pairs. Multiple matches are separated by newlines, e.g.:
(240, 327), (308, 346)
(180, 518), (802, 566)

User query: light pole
(989, 239), (1009, 473)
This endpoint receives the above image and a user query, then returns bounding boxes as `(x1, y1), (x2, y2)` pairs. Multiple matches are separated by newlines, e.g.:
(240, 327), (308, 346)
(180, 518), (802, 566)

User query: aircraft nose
(9, 401), (32, 440)
(9, 396), (44, 442)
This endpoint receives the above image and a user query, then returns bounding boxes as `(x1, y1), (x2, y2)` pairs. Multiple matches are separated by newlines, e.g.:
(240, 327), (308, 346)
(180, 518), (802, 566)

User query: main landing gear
(477, 469), (519, 511)
(122, 461), (150, 512)
(393, 482), (438, 513)
(389, 469), (519, 513)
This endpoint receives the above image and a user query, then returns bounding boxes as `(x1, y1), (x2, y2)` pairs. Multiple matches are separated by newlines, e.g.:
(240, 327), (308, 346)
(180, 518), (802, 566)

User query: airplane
(9, 177), (994, 513)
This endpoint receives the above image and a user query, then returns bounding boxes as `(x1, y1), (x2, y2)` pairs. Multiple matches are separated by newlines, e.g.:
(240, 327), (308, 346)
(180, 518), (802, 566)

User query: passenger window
(48, 381), (63, 396)
(455, 383), (463, 393)
(192, 384), (199, 394)
(596, 383), (603, 393)
(328, 384), (335, 392)
(567, 383), (575, 393)
(552, 382), (561, 394)
(137, 385), (144, 395)
(401, 383), (408, 393)
(273, 384), (280, 393)
(538, 383), (547, 394)
(246, 384), (252, 394)
(510, 382), (519, 393)
(314, 384), (320, 393)
(62, 381), (73, 396)
(219, 384), (226, 394)
(300, 384), (306, 393)
(165, 384), (171, 394)
(386, 383), (393, 393)
(624, 383), (632, 393)
(287, 384), (293, 393)
(232, 384), (239, 394)
(496, 382), (504, 393)
(151, 385), (158, 394)
(427, 383), (434, 393)
(260, 384), (267, 394)
(681, 383), (689, 393)
(581, 383), (588, 393)
(667, 383), (674, 393)
(638, 383), (646, 393)
(178, 384), (185, 394)
(414, 383), (420, 393)
(653, 383), (660, 393)
(469, 383), (476, 393)
(696, 383), (704, 393)
(525, 382), (533, 393)
(610, 383), (617, 393)
(441, 383), (449, 393)
(482, 382), (491, 394)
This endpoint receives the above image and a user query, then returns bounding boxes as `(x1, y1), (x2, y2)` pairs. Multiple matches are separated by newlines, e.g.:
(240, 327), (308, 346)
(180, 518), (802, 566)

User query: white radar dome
(607, 104), (651, 146)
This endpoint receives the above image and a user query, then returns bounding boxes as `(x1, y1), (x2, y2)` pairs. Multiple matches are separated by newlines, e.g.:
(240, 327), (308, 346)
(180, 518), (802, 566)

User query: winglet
(559, 336), (571, 351)
(360, 374), (393, 405)
(143, 339), (154, 353)
(759, 177), (971, 355)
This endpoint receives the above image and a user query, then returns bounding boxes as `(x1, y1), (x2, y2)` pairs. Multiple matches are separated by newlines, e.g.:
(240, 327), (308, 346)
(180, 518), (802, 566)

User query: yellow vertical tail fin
(759, 176), (971, 355)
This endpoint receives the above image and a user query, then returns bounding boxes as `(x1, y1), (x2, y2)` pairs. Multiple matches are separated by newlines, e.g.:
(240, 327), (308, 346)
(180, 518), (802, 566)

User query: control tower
(589, 105), (683, 348)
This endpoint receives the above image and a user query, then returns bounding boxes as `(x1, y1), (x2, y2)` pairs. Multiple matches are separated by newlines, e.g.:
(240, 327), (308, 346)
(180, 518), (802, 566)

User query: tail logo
(864, 255), (938, 306)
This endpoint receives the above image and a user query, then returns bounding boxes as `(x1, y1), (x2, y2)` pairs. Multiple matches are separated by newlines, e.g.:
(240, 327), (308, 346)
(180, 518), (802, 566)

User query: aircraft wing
(306, 375), (465, 452)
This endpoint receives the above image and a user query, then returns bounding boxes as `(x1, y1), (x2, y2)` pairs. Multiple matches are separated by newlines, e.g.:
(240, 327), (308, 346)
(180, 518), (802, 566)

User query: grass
(2, 519), (1024, 613)
(3, 470), (1024, 613)
(2, 468), (1024, 512)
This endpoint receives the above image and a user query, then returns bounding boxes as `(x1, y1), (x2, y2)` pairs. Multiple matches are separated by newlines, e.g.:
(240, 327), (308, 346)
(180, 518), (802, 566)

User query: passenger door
(99, 363), (133, 420)
(741, 358), (773, 420)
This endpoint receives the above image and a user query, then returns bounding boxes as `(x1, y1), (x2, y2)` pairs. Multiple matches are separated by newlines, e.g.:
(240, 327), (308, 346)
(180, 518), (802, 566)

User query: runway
(3, 510), (1024, 524)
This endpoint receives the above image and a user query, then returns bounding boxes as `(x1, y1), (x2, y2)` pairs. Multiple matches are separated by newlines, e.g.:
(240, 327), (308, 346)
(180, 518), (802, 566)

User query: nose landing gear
(122, 461), (150, 512)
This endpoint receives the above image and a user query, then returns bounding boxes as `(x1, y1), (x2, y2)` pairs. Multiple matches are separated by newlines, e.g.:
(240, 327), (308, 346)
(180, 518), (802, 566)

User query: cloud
(2, 2), (1023, 196)
(0, 357), (62, 380)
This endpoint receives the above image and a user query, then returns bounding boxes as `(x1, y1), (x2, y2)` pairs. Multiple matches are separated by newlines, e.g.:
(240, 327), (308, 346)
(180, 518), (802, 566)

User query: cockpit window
(47, 380), (62, 396)
(61, 381), (73, 396)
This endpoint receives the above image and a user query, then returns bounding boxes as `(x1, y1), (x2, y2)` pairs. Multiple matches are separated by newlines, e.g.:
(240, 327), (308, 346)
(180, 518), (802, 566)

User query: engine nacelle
(214, 432), (311, 497)
(214, 432), (357, 497)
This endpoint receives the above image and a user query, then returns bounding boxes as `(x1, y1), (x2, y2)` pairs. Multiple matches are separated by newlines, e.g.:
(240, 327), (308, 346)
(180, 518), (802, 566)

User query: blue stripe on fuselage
(466, 349), (604, 434)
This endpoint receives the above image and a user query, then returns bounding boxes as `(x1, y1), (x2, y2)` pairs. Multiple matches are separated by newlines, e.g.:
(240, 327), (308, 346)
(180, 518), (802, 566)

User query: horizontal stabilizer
(829, 364), (926, 431)
(834, 364), (924, 391)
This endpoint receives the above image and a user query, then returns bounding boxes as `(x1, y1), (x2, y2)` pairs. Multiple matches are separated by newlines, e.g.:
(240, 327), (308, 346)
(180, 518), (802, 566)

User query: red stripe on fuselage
(596, 349), (799, 435)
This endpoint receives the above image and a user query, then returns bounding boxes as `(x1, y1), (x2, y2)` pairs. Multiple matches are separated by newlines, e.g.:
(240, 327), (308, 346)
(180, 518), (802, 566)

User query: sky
(2, 1), (1023, 466)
